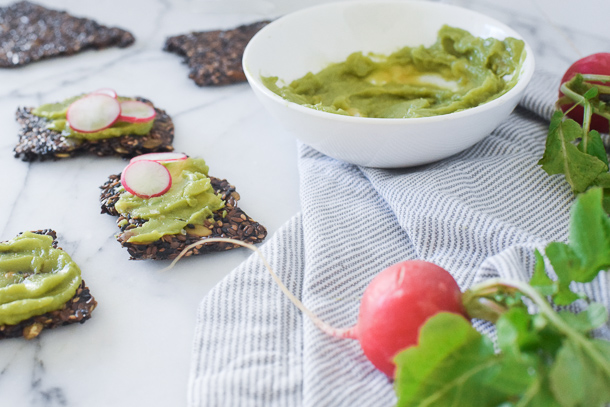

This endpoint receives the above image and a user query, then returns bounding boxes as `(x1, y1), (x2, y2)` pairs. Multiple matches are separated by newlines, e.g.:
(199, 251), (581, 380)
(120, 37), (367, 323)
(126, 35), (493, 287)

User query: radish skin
(165, 239), (468, 378)
(130, 152), (188, 164)
(92, 88), (118, 99)
(118, 100), (156, 123)
(353, 261), (467, 377)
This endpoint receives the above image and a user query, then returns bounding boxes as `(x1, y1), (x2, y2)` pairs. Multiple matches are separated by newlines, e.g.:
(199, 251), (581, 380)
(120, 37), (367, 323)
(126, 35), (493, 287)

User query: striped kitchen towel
(188, 70), (610, 406)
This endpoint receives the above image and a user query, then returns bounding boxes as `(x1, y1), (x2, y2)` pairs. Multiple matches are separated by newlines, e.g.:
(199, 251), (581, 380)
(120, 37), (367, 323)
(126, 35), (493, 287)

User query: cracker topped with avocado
(100, 153), (267, 260)
(14, 88), (174, 161)
(0, 230), (96, 340)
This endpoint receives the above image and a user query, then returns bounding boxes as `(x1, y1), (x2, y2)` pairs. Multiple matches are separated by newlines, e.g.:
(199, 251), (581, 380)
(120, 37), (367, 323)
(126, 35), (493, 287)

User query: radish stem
(583, 100), (592, 135)
(162, 237), (357, 339)
(560, 82), (588, 106)
(581, 74), (610, 83)
(559, 82), (610, 120)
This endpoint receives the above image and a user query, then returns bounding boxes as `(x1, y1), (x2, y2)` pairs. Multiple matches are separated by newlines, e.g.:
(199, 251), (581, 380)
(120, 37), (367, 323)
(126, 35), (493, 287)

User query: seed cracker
(164, 20), (271, 86)
(100, 174), (267, 260)
(14, 98), (174, 161)
(0, 230), (97, 340)
(0, 1), (135, 68)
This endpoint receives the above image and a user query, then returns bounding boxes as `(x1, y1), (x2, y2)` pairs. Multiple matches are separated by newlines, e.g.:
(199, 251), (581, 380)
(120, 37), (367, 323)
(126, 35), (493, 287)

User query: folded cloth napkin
(188, 71), (610, 406)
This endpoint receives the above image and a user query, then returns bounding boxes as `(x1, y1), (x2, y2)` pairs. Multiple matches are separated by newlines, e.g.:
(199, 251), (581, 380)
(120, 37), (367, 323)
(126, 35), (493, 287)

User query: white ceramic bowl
(243, 0), (535, 168)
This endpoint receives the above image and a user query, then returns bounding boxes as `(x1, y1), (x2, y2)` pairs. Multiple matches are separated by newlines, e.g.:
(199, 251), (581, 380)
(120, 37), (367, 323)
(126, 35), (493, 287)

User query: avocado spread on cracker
(32, 95), (154, 141)
(0, 232), (81, 326)
(114, 157), (225, 244)
(263, 26), (525, 118)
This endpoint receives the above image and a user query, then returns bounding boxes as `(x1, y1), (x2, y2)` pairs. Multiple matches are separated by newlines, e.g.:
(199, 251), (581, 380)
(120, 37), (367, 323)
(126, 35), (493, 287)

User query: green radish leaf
(549, 339), (610, 407)
(577, 130), (609, 168)
(540, 188), (610, 305)
(592, 173), (610, 214)
(394, 313), (534, 407)
(538, 111), (607, 193)
(593, 171), (610, 188)
(496, 308), (564, 360)
(531, 249), (556, 296)
(544, 242), (583, 305)
(516, 374), (561, 407)
(558, 303), (608, 334)
(567, 187), (610, 281)
(583, 87), (599, 100)
(496, 307), (541, 356)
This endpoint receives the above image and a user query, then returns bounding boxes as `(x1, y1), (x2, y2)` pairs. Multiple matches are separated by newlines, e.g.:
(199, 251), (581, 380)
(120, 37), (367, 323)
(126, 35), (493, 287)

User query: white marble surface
(0, 0), (609, 405)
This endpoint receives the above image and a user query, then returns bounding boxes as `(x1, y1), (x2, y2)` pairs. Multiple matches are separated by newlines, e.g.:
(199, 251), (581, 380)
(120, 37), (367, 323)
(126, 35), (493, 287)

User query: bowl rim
(243, 0), (536, 125)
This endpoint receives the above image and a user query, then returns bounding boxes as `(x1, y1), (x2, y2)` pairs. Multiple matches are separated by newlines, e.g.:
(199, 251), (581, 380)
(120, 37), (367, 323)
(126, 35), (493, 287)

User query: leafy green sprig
(538, 74), (610, 212)
(394, 188), (610, 407)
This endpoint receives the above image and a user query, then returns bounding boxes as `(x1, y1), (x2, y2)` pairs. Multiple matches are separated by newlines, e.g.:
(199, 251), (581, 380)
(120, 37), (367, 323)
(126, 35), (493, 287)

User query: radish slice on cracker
(66, 94), (121, 133)
(92, 88), (118, 99)
(118, 100), (156, 123)
(121, 160), (172, 199)
(130, 152), (188, 163)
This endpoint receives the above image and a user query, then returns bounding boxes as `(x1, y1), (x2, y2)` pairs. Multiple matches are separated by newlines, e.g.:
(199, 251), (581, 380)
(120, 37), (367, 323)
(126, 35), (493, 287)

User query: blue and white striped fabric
(188, 71), (610, 406)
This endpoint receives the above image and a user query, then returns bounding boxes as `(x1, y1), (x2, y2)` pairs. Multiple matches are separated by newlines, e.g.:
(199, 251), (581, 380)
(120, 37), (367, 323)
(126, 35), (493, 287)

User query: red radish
(166, 245), (468, 379)
(92, 88), (118, 99)
(66, 94), (121, 133)
(120, 160), (172, 199)
(118, 100), (156, 123)
(341, 261), (467, 377)
(559, 53), (610, 133)
(130, 152), (188, 163)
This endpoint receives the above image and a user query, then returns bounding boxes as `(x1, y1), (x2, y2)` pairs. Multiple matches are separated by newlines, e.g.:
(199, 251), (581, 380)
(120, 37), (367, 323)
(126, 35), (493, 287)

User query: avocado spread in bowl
(243, 0), (535, 167)
(32, 95), (154, 141)
(0, 232), (81, 325)
(263, 26), (525, 119)
(114, 157), (225, 244)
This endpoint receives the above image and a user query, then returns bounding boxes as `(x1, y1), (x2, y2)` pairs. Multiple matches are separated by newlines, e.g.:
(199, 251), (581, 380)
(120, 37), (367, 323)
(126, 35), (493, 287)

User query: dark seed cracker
(100, 174), (267, 260)
(0, 1), (135, 68)
(164, 20), (271, 86)
(14, 98), (174, 161)
(0, 230), (97, 340)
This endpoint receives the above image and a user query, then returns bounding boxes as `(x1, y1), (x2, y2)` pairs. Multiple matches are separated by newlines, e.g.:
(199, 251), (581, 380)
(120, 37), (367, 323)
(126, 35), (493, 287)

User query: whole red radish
(347, 261), (468, 378)
(559, 53), (610, 133)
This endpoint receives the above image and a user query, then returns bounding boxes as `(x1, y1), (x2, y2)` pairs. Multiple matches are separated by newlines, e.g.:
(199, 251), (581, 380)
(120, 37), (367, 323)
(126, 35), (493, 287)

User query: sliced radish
(120, 160), (172, 199)
(130, 152), (188, 164)
(118, 100), (156, 123)
(92, 88), (118, 99)
(66, 94), (121, 133)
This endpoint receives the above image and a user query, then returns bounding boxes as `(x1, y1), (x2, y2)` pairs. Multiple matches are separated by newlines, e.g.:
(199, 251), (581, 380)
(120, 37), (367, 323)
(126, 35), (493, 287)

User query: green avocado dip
(114, 157), (225, 244)
(32, 95), (154, 141)
(262, 26), (525, 118)
(0, 232), (81, 326)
